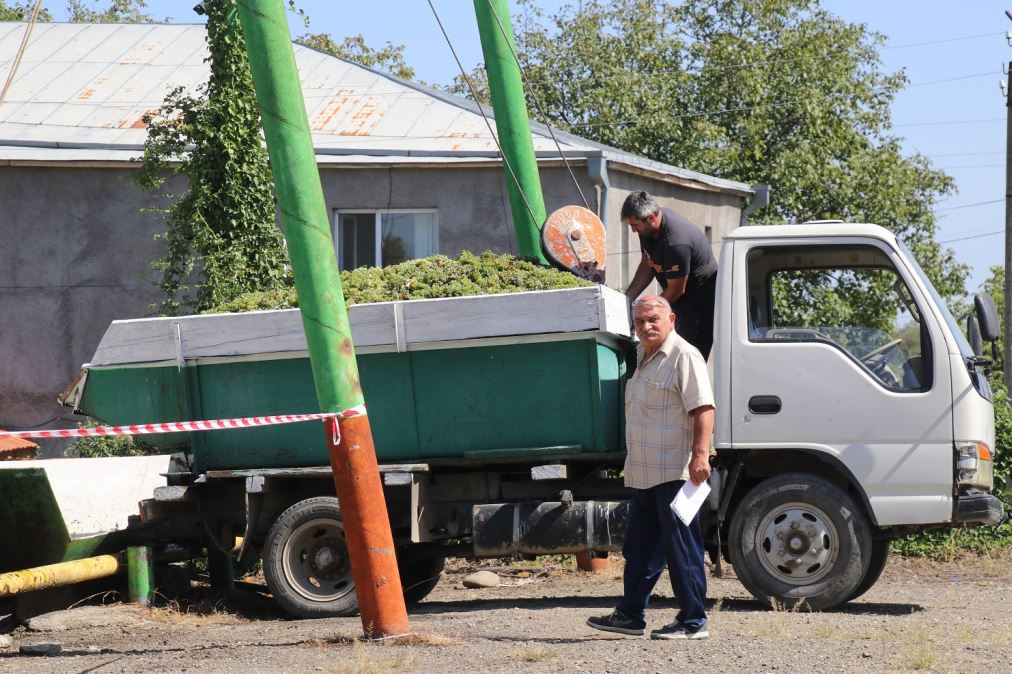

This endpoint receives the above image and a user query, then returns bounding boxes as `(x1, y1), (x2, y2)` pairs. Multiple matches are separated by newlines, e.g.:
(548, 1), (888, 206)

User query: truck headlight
(956, 442), (994, 488)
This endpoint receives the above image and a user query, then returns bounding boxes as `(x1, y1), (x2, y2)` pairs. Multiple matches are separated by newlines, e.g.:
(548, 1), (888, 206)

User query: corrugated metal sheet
(0, 428), (38, 458)
(0, 21), (752, 193)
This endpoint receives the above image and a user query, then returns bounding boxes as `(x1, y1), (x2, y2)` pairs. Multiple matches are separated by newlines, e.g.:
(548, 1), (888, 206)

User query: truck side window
(746, 245), (930, 392)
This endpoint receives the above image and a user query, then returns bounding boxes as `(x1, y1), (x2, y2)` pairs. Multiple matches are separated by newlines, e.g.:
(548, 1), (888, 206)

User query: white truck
(54, 221), (1004, 617)
(709, 221), (1003, 608)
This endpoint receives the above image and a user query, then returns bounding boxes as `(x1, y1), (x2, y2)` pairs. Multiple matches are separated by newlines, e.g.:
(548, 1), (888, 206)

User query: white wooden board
(88, 286), (631, 367)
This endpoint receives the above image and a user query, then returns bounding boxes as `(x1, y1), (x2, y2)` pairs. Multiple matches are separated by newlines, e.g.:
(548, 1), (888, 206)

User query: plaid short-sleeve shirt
(623, 329), (715, 489)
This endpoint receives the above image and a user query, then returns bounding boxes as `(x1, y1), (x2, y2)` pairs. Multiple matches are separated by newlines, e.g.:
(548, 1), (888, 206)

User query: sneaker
(586, 610), (646, 636)
(650, 622), (709, 640)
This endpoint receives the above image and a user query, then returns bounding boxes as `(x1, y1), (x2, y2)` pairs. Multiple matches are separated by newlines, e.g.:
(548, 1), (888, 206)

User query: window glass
(340, 213), (375, 271)
(336, 211), (438, 270)
(381, 212), (438, 266)
(747, 245), (930, 392)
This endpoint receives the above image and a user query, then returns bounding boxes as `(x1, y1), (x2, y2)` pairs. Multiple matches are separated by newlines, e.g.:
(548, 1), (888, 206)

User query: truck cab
(709, 222), (1002, 608)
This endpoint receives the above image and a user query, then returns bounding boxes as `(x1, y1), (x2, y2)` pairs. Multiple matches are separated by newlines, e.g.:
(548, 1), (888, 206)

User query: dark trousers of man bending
(617, 480), (708, 631)
(673, 278), (716, 361)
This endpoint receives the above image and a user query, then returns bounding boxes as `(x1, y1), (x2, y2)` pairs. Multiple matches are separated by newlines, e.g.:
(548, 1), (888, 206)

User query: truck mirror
(973, 292), (1000, 343)
(967, 315), (983, 357)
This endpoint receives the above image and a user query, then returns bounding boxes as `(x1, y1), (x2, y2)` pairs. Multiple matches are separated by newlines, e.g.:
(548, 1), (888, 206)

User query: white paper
(671, 480), (711, 526)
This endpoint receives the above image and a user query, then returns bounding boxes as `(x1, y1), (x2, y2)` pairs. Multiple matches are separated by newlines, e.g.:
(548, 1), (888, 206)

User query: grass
(898, 644), (939, 671)
(332, 652), (410, 674)
(515, 645), (557, 663)
(148, 595), (246, 626)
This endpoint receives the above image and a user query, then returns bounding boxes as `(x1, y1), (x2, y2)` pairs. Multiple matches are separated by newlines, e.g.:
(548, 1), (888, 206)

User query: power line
(894, 118), (1004, 127)
(938, 229), (1003, 244)
(883, 31), (1004, 50)
(935, 163), (1004, 169)
(935, 199), (1003, 212)
(908, 71), (998, 87)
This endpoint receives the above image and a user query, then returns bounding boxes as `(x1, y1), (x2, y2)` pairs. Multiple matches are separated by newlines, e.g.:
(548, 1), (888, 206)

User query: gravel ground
(3, 553), (1012, 673)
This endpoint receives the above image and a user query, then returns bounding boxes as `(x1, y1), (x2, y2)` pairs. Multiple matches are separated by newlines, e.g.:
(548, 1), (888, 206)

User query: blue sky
(55, 1), (1010, 294)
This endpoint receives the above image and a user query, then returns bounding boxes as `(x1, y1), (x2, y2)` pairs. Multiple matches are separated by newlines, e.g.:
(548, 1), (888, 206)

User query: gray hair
(621, 191), (660, 221)
(632, 297), (672, 313)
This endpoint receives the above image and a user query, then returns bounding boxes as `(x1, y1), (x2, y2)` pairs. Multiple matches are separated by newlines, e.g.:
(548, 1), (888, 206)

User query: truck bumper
(954, 489), (1005, 526)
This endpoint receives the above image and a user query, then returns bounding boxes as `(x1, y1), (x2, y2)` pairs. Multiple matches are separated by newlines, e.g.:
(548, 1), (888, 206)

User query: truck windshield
(897, 240), (974, 360)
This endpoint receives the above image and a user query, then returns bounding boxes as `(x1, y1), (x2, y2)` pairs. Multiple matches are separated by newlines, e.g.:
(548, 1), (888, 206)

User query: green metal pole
(206, 542), (234, 591)
(234, 0), (409, 637)
(474, 0), (549, 264)
(126, 546), (154, 605)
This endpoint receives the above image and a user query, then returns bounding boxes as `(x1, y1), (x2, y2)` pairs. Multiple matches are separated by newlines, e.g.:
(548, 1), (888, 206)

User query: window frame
(333, 208), (439, 270)
(745, 243), (934, 394)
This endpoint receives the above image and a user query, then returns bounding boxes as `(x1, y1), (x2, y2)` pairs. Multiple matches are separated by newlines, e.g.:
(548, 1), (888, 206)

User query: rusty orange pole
(235, 0), (408, 637)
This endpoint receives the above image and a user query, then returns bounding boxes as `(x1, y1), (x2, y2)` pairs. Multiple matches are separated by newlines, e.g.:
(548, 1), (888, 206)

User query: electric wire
(426, 0), (539, 229)
(0, 0), (44, 105)
(485, 0), (591, 211)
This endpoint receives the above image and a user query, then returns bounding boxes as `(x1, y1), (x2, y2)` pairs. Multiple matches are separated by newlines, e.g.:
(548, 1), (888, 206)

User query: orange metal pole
(325, 416), (409, 636)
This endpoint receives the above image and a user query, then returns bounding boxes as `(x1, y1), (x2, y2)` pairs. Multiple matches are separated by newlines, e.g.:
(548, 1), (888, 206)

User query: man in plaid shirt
(587, 295), (715, 640)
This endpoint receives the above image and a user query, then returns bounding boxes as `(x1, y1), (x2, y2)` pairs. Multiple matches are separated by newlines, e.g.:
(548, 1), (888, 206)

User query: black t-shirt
(638, 207), (718, 309)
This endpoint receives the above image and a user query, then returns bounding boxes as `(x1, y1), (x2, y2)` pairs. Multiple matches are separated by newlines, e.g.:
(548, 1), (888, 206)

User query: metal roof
(0, 22), (752, 194)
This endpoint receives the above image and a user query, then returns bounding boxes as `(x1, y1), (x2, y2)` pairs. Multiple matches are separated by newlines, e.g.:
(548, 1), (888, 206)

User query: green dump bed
(64, 287), (631, 473)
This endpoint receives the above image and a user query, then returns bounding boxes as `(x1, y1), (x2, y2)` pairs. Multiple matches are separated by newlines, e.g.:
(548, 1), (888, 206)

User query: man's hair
(632, 296), (672, 314)
(621, 191), (660, 221)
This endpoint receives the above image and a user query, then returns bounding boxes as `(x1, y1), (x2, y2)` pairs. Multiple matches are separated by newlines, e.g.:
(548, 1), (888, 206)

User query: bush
(206, 251), (590, 313)
(67, 419), (158, 458)
(892, 382), (1012, 557)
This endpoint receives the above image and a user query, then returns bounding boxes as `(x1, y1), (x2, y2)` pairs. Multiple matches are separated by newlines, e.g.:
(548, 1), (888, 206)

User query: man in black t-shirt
(622, 191), (718, 359)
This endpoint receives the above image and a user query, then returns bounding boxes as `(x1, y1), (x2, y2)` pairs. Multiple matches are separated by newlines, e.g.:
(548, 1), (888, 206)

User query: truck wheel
(397, 549), (445, 605)
(728, 473), (870, 610)
(847, 538), (889, 602)
(263, 497), (358, 618)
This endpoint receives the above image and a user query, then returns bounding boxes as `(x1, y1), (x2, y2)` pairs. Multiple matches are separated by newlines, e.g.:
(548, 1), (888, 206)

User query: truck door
(729, 240), (953, 525)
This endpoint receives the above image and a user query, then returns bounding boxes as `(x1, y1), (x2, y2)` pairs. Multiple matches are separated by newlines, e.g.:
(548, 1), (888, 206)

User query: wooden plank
(88, 286), (631, 367)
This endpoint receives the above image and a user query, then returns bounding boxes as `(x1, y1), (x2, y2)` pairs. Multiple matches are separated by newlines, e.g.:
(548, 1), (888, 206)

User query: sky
(51, 0), (1012, 295)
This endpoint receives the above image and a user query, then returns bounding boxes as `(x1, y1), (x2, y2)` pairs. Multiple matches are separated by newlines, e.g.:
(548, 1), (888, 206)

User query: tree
(296, 33), (415, 80)
(65, 0), (157, 22)
(134, 0), (288, 315)
(505, 0), (967, 305)
(0, 1), (52, 20)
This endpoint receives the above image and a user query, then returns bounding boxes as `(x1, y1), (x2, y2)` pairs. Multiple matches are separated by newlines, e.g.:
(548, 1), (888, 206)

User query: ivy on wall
(133, 0), (290, 315)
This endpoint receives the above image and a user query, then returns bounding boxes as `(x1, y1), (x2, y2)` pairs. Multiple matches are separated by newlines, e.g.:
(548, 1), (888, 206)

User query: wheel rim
(754, 501), (839, 586)
(281, 517), (354, 602)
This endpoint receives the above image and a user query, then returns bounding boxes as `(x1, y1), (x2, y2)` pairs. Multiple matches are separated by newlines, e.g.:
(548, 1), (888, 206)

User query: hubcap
(281, 517), (354, 602)
(754, 502), (839, 586)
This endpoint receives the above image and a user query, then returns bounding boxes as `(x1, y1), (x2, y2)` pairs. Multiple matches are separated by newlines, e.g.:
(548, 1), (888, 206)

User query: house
(0, 22), (756, 452)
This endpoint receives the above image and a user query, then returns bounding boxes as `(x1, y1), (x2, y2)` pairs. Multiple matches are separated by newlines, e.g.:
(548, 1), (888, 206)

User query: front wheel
(728, 473), (870, 610)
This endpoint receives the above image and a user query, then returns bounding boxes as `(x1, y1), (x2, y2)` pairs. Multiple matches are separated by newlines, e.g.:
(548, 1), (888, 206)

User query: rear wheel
(397, 548), (445, 605)
(729, 473), (870, 610)
(263, 497), (358, 618)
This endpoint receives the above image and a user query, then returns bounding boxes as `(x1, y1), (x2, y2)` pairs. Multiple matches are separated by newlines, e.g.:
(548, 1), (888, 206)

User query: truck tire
(847, 538), (889, 602)
(397, 548), (445, 605)
(263, 497), (358, 618)
(728, 473), (870, 610)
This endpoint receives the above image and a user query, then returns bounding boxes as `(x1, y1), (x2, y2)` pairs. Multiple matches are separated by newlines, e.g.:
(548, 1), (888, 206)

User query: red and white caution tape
(0, 405), (367, 440)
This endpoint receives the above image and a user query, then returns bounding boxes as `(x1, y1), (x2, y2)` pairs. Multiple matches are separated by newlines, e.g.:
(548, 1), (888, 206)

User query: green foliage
(67, 419), (157, 458)
(206, 251), (591, 313)
(295, 32), (416, 80)
(134, 0), (289, 315)
(0, 1), (52, 20)
(499, 0), (967, 304)
(65, 0), (158, 22)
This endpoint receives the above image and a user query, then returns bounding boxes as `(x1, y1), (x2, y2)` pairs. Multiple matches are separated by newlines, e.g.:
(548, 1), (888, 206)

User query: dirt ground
(3, 553), (1012, 674)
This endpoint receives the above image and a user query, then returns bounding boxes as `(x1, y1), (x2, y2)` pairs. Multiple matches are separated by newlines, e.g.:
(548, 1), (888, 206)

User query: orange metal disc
(541, 205), (607, 283)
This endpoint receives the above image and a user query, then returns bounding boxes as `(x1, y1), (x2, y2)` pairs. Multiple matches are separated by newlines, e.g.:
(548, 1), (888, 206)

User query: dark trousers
(674, 279), (716, 360)
(617, 480), (708, 630)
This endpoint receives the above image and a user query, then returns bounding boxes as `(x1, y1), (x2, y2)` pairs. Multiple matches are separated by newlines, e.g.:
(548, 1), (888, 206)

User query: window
(746, 245), (931, 392)
(334, 210), (438, 270)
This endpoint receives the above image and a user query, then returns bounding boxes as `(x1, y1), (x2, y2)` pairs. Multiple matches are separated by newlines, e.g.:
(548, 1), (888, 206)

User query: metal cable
(484, 0), (591, 211)
(0, 0), (44, 105)
(426, 0), (539, 228)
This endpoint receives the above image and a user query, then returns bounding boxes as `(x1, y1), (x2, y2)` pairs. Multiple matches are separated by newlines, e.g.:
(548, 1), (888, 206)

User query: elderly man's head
(632, 295), (675, 353)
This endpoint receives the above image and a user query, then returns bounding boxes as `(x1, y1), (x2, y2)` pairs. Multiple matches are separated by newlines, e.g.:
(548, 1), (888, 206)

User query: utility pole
(235, 0), (409, 639)
(1004, 11), (1012, 389)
